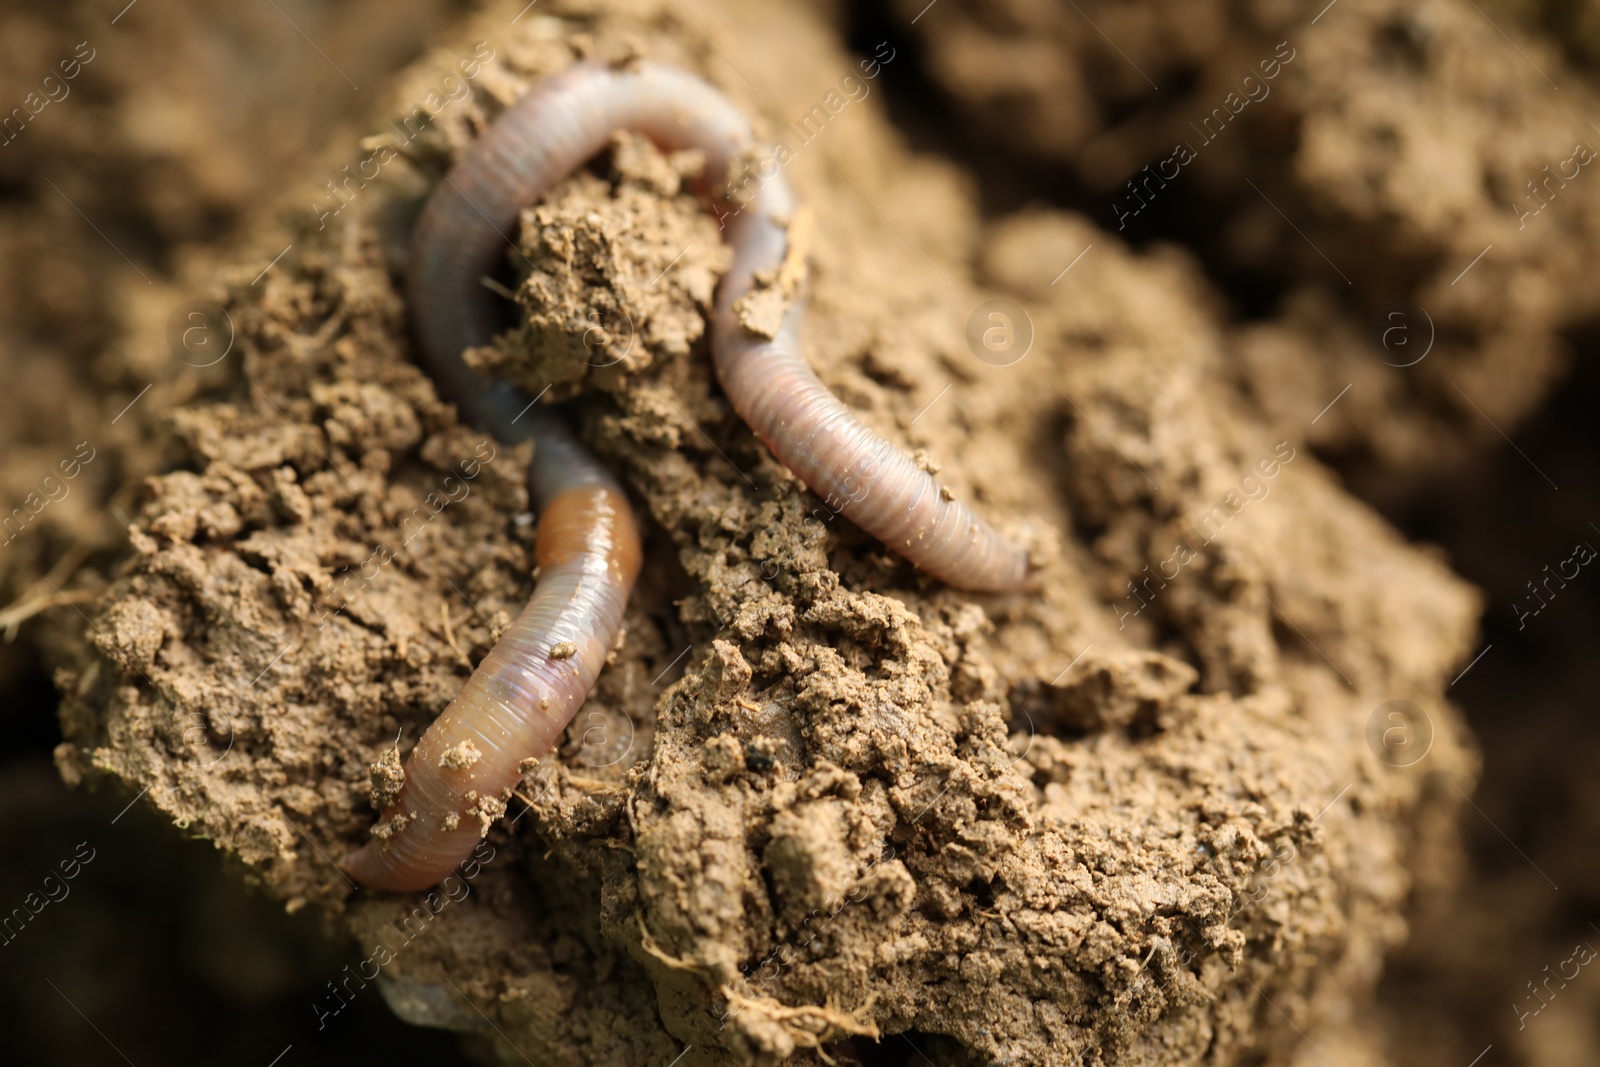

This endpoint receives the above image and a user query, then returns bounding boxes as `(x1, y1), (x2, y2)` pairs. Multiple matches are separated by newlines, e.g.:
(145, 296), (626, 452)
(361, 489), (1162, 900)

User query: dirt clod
(44, 2), (1487, 1065)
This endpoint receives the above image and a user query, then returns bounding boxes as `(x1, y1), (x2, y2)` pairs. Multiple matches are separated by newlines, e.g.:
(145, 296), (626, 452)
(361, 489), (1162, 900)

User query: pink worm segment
(344, 60), (1028, 891)
(340, 466), (639, 892)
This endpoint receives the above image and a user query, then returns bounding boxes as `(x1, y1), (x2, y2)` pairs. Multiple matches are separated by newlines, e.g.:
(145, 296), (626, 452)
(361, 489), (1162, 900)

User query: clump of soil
(48, 1), (1483, 1065)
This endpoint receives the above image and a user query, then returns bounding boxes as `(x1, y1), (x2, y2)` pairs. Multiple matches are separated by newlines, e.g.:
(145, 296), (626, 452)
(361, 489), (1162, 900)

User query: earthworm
(343, 59), (1027, 891)
(339, 416), (640, 891)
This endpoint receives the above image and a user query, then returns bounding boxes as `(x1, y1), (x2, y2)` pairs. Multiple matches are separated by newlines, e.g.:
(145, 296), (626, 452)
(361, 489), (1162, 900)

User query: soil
(3, 1), (1593, 1067)
(884, 2), (1600, 1063)
(890, 0), (1600, 485)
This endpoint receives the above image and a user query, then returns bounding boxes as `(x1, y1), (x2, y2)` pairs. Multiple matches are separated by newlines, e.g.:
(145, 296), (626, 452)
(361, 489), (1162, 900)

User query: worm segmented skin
(344, 60), (1027, 891)
(340, 424), (640, 891)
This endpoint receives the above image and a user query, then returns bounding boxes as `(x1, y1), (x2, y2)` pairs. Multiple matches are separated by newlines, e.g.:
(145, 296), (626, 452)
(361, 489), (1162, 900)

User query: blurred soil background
(0, 1), (477, 1063)
(0, 0), (1595, 1064)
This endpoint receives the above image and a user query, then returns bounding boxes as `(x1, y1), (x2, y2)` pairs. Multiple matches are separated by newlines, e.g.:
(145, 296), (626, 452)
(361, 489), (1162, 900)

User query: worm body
(341, 420), (639, 891)
(345, 60), (1027, 891)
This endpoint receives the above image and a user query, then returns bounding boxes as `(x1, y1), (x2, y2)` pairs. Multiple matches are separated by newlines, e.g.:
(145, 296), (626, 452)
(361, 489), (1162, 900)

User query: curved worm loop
(344, 59), (1027, 891)
(408, 59), (1029, 589)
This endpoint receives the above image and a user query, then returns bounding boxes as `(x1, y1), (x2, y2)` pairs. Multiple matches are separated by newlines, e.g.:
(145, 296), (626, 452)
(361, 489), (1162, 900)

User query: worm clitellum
(342, 60), (1028, 891)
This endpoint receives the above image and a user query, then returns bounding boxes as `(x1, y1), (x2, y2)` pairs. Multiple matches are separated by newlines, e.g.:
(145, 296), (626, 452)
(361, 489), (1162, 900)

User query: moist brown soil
(893, 3), (1600, 1063)
(19, 0), (1595, 1065)
(893, 0), (1600, 490)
